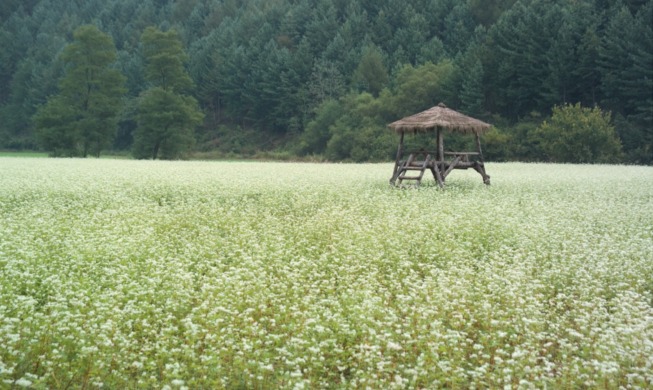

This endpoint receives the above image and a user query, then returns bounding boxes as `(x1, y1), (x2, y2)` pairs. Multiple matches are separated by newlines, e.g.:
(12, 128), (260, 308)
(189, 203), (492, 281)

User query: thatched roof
(388, 103), (491, 134)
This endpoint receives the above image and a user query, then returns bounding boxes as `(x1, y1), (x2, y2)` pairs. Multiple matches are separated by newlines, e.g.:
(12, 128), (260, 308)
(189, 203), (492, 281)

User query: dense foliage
(0, 0), (651, 162)
(534, 103), (623, 163)
(1, 158), (652, 387)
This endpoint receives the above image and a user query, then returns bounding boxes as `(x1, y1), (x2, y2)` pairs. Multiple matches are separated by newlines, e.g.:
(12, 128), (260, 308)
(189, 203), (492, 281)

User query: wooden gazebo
(389, 103), (491, 187)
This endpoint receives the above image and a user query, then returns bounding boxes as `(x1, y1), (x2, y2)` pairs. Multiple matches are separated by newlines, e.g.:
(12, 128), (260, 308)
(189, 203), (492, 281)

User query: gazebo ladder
(397, 153), (432, 186)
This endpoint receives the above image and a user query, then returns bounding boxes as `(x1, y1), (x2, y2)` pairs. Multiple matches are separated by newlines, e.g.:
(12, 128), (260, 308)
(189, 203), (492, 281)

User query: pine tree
(459, 55), (485, 117)
(625, 2), (652, 128)
(353, 45), (389, 97)
(443, 3), (476, 55)
(468, 0), (518, 26)
(34, 24), (125, 157)
(141, 26), (193, 94)
(133, 27), (203, 159)
(307, 59), (346, 111)
(542, 1), (602, 108)
(599, 2), (652, 162)
(599, 4), (636, 115)
(486, 1), (563, 118)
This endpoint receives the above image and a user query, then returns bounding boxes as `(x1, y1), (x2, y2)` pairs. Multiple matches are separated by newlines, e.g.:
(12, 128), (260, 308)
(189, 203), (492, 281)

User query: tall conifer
(35, 25), (125, 157)
(133, 27), (203, 160)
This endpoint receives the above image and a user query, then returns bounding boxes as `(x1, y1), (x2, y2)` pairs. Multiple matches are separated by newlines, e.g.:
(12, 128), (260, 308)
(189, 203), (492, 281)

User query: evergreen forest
(1, 0), (651, 163)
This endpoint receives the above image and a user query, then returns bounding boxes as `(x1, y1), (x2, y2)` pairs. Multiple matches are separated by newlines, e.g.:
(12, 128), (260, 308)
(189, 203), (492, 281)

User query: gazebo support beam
(431, 164), (444, 187)
(475, 132), (484, 163)
(390, 132), (405, 184)
(437, 127), (444, 162)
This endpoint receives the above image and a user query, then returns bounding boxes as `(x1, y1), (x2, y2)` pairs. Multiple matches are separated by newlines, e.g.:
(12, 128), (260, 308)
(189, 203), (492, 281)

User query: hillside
(0, 0), (651, 163)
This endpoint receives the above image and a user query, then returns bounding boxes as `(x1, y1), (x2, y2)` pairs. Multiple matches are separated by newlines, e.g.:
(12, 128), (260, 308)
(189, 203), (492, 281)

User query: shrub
(534, 103), (623, 163)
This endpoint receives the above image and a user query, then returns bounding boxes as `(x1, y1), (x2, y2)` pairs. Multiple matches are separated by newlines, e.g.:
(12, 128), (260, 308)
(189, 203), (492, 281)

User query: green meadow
(1, 158), (652, 388)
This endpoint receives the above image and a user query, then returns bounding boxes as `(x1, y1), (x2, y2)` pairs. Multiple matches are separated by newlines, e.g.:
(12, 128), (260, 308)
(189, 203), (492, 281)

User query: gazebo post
(436, 127), (444, 178)
(437, 127), (444, 162)
(390, 132), (405, 184)
(473, 132), (491, 185)
(475, 132), (484, 163)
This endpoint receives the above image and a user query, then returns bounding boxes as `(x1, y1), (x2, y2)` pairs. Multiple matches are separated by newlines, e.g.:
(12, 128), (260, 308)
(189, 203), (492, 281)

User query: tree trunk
(152, 140), (161, 160)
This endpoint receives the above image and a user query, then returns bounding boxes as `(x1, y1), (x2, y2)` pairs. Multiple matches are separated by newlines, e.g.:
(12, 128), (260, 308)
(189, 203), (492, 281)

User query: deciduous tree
(534, 103), (622, 163)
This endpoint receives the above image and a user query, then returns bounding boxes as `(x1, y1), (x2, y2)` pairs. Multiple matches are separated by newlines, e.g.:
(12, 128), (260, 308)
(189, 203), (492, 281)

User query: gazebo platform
(391, 150), (490, 186)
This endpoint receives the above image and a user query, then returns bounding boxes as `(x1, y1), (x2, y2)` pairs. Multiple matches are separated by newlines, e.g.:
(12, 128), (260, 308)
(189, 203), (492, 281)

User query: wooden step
(398, 175), (421, 180)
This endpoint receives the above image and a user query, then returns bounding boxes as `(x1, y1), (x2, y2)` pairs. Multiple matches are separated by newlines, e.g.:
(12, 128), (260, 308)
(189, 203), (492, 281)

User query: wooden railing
(403, 150), (481, 162)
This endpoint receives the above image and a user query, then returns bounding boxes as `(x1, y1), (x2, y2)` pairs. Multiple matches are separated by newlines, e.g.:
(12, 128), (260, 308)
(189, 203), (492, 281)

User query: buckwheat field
(1, 158), (652, 389)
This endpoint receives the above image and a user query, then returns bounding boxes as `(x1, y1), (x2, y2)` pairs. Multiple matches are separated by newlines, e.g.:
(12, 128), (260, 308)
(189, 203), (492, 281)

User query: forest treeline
(0, 0), (651, 163)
